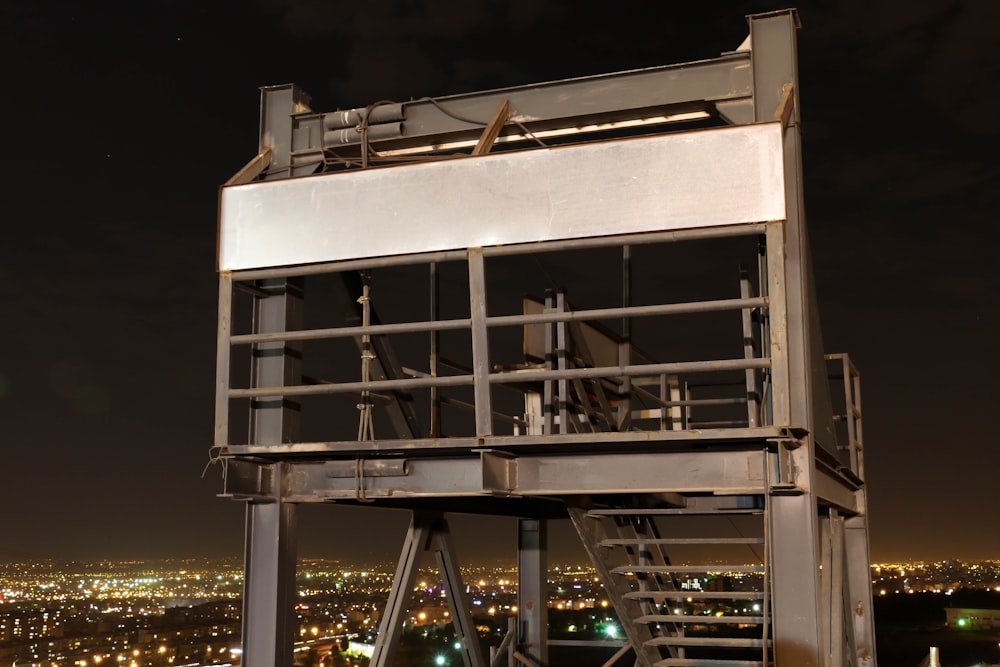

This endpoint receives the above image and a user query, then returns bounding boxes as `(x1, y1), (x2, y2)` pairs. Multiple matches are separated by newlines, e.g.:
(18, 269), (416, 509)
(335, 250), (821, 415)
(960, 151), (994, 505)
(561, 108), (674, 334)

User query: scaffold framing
(214, 10), (877, 667)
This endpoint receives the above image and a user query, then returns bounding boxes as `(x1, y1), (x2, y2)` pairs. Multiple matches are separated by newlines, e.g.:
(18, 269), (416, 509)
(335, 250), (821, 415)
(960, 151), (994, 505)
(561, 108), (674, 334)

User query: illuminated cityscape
(1, 558), (998, 666)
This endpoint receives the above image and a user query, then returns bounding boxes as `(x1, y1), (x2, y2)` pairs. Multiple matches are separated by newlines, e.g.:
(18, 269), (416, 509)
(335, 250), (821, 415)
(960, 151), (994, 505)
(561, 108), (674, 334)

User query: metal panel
(219, 123), (786, 271)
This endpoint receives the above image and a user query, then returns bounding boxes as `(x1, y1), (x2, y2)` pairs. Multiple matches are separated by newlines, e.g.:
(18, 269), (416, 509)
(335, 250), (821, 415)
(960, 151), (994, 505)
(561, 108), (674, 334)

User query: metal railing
(214, 223), (784, 452)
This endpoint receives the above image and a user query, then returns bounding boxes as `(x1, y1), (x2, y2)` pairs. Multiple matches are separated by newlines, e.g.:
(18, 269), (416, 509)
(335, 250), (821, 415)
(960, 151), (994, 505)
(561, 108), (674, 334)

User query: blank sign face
(219, 123), (786, 271)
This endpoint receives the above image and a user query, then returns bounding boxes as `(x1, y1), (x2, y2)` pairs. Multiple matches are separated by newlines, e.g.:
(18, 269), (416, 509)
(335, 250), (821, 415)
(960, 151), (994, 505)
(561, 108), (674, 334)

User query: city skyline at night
(1, 556), (999, 667)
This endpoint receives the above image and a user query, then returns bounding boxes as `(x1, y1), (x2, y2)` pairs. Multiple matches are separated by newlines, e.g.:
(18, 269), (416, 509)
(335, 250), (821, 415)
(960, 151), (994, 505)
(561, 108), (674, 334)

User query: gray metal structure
(214, 10), (877, 667)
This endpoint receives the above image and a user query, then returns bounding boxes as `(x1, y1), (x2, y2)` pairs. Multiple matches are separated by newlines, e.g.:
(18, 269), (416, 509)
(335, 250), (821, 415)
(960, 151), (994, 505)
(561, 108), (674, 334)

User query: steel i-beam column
(468, 248), (493, 437)
(844, 514), (877, 666)
(241, 278), (303, 667)
(243, 495), (297, 667)
(518, 519), (549, 665)
(260, 84), (314, 178)
(750, 10), (824, 666)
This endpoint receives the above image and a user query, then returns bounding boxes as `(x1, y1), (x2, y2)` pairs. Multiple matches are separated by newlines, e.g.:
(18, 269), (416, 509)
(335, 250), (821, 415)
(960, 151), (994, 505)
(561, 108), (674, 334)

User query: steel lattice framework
(214, 10), (877, 667)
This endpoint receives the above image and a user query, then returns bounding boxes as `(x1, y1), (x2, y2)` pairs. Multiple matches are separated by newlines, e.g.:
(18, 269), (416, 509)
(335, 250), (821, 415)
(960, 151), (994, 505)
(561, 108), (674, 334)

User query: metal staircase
(570, 505), (773, 667)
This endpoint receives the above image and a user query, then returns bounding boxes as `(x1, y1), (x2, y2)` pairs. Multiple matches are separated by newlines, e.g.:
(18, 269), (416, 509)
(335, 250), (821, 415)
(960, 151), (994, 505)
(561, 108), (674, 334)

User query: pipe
(323, 103), (405, 129)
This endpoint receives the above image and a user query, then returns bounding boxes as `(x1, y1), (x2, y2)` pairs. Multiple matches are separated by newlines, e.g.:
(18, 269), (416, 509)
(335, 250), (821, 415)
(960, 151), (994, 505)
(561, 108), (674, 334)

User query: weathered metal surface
(262, 449), (769, 500)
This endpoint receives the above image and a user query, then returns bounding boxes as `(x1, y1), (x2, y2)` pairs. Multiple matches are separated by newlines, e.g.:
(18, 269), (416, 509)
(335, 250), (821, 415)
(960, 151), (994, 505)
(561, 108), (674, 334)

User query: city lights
(1, 557), (998, 667)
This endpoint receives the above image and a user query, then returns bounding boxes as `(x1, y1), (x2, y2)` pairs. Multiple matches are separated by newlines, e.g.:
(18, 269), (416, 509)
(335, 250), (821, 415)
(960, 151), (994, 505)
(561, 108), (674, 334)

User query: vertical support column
(825, 511), (848, 667)
(768, 494), (822, 667)
(214, 273), (233, 449)
(543, 291), (556, 435)
(555, 290), (570, 434)
(468, 248), (493, 438)
(852, 369), (865, 472)
(259, 84), (313, 179)
(765, 222), (790, 428)
(659, 374), (668, 431)
(750, 10), (826, 667)
(617, 341), (632, 431)
(844, 359), (875, 666)
(844, 515), (877, 667)
(249, 279), (303, 444)
(622, 245), (632, 339)
(430, 262), (442, 437)
(242, 496), (298, 667)
(621, 243), (635, 430)
(741, 267), (760, 427)
(518, 519), (548, 666)
(241, 277), (303, 667)
(819, 514), (833, 665)
(757, 237), (773, 426)
(751, 9), (808, 429)
(841, 356), (859, 474)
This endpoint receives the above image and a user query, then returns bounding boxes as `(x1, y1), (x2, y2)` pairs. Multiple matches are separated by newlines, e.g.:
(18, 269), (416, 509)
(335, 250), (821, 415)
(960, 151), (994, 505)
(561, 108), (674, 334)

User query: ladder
(569, 505), (772, 667)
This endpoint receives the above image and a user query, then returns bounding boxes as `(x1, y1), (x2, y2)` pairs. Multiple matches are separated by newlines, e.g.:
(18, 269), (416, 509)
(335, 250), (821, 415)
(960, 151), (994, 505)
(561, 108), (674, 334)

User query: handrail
(229, 297), (768, 346)
(228, 358), (770, 399)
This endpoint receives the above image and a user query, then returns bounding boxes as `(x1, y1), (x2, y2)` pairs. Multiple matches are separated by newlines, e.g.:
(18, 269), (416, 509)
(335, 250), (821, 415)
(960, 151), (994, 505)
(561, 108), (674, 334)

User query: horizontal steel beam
(223, 448), (769, 501)
(222, 426), (791, 456)
(228, 223), (766, 281)
(813, 459), (863, 515)
(289, 53), (753, 156)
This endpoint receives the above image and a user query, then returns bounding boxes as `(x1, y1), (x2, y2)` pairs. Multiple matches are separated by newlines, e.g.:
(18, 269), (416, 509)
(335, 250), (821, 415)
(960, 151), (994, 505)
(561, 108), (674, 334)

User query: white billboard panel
(219, 123), (785, 271)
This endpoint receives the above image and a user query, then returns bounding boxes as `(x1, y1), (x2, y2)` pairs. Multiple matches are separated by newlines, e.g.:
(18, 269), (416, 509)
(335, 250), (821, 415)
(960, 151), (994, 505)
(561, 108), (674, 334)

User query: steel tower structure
(213, 10), (877, 667)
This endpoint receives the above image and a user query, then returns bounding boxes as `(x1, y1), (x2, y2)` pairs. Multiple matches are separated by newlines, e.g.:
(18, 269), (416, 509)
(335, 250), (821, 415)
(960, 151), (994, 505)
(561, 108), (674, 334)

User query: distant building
(945, 607), (1000, 630)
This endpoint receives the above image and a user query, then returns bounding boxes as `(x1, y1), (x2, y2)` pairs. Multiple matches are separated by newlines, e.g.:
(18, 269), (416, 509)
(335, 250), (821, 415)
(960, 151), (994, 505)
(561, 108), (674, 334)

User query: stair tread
(625, 590), (764, 600)
(646, 636), (768, 648)
(588, 508), (763, 516)
(653, 660), (764, 667)
(601, 538), (764, 546)
(636, 615), (765, 625)
(611, 565), (763, 574)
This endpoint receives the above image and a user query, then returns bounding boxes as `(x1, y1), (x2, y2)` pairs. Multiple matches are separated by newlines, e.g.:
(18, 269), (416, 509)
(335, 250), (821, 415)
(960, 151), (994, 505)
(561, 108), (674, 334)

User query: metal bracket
(223, 459), (277, 499)
(480, 450), (517, 495)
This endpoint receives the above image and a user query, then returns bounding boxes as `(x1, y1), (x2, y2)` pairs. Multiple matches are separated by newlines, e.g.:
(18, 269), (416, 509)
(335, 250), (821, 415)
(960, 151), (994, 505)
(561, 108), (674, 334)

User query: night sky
(3, 0), (997, 564)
